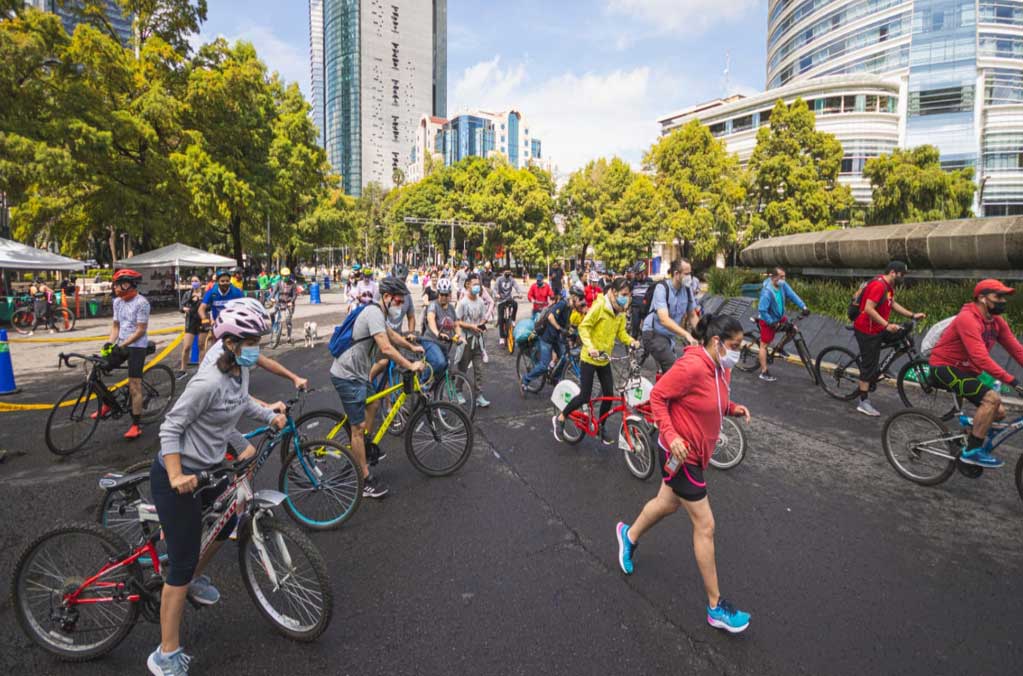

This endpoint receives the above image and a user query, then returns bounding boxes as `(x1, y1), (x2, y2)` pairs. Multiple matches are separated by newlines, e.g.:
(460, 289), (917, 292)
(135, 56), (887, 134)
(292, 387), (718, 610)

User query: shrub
(705, 267), (762, 298)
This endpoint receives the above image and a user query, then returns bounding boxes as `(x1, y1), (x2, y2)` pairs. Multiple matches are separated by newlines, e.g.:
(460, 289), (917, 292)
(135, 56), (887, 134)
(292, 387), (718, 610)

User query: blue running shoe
(147, 647), (193, 675)
(616, 522), (637, 575)
(707, 599), (751, 634)
(960, 448), (1004, 468)
(187, 575), (220, 606)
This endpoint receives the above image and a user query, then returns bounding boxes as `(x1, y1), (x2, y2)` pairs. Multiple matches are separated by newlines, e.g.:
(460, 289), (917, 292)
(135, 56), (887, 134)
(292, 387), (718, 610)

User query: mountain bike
(12, 461), (333, 661)
(45, 351), (176, 456)
(287, 364), (474, 478)
(98, 392), (362, 536)
(815, 320), (925, 402)
(882, 407), (1023, 501)
(517, 331), (582, 394)
(737, 310), (817, 385)
(11, 299), (76, 334)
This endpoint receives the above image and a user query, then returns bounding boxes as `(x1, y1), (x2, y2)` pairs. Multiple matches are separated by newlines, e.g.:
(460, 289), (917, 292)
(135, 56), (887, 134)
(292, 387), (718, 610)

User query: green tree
(645, 119), (745, 260)
(596, 174), (663, 272)
(862, 145), (975, 225)
(747, 98), (852, 238)
(71, 0), (207, 56)
(557, 157), (632, 266)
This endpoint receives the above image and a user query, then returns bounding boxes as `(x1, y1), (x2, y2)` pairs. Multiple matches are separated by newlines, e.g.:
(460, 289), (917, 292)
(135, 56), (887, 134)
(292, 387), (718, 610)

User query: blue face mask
(236, 345), (260, 367)
(616, 294), (629, 307)
(471, 285), (481, 295)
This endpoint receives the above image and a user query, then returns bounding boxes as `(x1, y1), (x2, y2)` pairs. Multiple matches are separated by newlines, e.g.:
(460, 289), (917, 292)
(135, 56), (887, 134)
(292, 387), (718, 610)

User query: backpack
(847, 280), (872, 322)
(641, 280), (692, 321)
(533, 302), (558, 337)
(328, 304), (375, 358)
(921, 316), (956, 356)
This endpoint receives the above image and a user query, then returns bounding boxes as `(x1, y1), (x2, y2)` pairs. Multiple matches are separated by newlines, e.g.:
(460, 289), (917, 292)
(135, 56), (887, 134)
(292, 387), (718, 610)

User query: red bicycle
(10, 456), (333, 662)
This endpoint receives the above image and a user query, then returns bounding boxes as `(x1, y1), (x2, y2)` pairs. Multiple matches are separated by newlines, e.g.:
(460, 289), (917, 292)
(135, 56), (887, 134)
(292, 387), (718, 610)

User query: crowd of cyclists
(20, 251), (1023, 674)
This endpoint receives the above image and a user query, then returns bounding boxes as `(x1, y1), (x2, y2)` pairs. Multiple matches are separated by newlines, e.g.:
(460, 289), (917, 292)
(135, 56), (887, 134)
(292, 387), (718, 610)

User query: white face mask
(387, 304), (403, 321)
(683, 274), (693, 286)
(719, 345), (740, 370)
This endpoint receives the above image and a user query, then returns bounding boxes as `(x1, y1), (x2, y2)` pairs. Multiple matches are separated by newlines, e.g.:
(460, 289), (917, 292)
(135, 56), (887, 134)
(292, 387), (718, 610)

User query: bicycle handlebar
(58, 352), (104, 369)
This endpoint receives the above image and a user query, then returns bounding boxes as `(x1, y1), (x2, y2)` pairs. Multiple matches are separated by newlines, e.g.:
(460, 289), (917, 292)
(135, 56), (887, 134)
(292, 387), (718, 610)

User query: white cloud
(606, 0), (758, 35)
(195, 24), (311, 99)
(450, 56), (749, 177)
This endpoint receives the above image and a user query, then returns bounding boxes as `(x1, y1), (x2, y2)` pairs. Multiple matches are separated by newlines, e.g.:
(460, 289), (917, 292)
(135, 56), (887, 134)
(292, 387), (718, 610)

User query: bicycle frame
(566, 395), (631, 437)
(315, 372), (427, 447)
(958, 412), (1023, 455)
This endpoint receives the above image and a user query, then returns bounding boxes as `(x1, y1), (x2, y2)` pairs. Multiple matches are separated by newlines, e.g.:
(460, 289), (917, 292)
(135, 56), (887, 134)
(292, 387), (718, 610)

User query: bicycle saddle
(98, 470), (149, 491)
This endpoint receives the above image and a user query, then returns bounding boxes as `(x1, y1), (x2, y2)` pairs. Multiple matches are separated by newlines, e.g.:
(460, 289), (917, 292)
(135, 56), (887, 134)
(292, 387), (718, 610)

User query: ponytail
(693, 312), (743, 346)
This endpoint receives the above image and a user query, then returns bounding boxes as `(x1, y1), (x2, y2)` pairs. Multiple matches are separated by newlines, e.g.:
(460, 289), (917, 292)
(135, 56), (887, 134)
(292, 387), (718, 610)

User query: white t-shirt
(113, 295), (150, 348)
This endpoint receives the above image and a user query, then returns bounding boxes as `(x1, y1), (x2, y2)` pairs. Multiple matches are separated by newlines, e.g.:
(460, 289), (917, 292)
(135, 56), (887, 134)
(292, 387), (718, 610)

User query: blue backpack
(328, 304), (374, 358)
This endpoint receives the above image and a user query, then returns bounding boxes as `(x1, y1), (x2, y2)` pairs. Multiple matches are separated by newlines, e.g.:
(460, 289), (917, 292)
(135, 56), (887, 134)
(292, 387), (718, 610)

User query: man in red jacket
(929, 279), (1023, 468)
(527, 272), (554, 317)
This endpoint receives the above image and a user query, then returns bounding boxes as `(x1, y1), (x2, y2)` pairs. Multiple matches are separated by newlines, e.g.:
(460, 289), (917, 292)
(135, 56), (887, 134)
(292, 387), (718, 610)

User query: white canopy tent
(114, 243), (236, 270)
(0, 237), (85, 271)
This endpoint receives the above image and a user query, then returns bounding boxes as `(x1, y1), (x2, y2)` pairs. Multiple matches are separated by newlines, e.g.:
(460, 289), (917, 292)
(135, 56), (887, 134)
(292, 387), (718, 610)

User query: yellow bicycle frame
(316, 371), (427, 449)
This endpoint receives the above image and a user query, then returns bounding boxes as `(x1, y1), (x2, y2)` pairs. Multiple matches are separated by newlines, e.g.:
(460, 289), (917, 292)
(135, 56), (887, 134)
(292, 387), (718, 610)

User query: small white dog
(303, 321), (318, 348)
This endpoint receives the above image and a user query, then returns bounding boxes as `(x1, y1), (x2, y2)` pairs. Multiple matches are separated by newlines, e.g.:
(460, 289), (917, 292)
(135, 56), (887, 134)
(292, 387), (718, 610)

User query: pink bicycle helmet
(214, 303), (270, 340)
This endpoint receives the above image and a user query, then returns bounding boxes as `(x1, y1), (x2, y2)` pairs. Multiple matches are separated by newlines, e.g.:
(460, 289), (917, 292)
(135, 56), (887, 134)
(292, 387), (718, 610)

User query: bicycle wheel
(881, 409), (960, 485)
(897, 359), (959, 419)
(12, 522), (141, 660)
(1015, 454), (1023, 505)
(736, 333), (759, 373)
(139, 364), (175, 423)
(505, 315), (515, 354)
(404, 401), (473, 476)
(282, 409), (346, 464)
(517, 349), (544, 393)
(279, 439), (363, 530)
(815, 346), (862, 401)
(53, 307), (76, 332)
(622, 419), (657, 480)
(559, 408), (586, 445)
(45, 383), (101, 456)
(95, 460), (164, 565)
(710, 417), (747, 470)
(794, 334), (818, 385)
(11, 308), (35, 334)
(238, 514), (333, 641)
(439, 372), (476, 420)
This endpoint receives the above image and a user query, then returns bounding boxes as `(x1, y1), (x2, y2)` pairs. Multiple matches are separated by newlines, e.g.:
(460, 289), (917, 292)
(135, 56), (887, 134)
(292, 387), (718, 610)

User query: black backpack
(847, 279), (872, 322)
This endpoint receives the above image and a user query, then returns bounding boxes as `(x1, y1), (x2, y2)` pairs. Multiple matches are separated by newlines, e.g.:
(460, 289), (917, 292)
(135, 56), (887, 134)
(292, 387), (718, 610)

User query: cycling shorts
(659, 442), (707, 502)
(930, 365), (992, 406)
(106, 346), (148, 378)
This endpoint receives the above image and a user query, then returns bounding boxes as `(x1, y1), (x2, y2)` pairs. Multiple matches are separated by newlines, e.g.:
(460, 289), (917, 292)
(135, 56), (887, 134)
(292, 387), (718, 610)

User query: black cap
(885, 260), (908, 274)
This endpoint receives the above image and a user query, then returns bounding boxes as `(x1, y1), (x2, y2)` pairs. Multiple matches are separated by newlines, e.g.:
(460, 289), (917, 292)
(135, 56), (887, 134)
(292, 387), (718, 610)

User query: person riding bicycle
(421, 278), (463, 394)
(456, 275), (492, 408)
(528, 272), (555, 318)
(521, 287), (585, 393)
(198, 269), (244, 332)
(348, 267), (378, 308)
(147, 303), (286, 676)
(28, 276), (57, 334)
(756, 267), (809, 383)
(640, 260), (698, 375)
(495, 268), (523, 346)
(852, 260), (926, 417)
(101, 269), (150, 440)
(615, 312), (753, 635)
(331, 276), (424, 499)
(553, 278), (641, 445)
(928, 279), (1023, 468)
(271, 267), (301, 341)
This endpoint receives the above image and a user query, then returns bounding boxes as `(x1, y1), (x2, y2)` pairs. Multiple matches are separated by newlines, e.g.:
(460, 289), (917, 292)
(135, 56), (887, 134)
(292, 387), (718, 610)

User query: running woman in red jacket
(615, 313), (752, 634)
(929, 279), (1023, 468)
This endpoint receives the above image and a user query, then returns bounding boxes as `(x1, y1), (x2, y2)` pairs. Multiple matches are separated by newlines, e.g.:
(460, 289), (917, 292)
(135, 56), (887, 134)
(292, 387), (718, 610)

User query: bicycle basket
(551, 379), (580, 412)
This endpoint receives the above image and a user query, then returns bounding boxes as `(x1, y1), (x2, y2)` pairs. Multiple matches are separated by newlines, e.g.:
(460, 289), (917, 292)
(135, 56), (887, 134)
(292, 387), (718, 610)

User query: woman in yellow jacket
(554, 277), (640, 444)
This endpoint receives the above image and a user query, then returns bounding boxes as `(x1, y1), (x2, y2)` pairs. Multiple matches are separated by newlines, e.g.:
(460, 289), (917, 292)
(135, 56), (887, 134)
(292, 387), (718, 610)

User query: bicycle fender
(252, 489), (287, 509)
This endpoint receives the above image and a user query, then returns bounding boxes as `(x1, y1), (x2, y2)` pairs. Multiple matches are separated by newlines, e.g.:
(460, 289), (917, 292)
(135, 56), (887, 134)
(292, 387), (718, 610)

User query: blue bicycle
(882, 405), (1023, 502)
(517, 331), (582, 394)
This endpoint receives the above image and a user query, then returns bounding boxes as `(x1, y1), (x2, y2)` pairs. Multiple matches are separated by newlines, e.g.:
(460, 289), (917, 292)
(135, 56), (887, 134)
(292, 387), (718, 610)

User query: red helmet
(112, 268), (143, 285)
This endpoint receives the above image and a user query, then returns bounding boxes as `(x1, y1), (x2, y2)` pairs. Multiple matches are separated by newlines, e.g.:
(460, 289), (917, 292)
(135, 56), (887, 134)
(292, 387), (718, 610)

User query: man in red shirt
(929, 279), (1023, 468)
(527, 272), (554, 318)
(852, 261), (925, 416)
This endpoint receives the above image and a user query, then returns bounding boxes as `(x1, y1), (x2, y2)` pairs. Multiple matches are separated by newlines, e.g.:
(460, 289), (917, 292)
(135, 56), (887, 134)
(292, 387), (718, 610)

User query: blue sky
(197, 0), (767, 174)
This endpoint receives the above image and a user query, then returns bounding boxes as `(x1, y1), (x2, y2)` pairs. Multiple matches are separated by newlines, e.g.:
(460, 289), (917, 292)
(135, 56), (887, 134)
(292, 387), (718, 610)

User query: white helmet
(214, 303), (270, 340)
(226, 296), (271, 323)
(437, 278), (452, 294)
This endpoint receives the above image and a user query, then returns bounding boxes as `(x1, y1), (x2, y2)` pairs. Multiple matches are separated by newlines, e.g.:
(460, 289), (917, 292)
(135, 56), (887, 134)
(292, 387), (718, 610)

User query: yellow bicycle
(288, 366), (474, 477)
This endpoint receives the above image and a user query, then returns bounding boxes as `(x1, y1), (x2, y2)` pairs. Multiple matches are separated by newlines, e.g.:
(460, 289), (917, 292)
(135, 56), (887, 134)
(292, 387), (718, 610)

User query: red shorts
(758, 317), (787, 344)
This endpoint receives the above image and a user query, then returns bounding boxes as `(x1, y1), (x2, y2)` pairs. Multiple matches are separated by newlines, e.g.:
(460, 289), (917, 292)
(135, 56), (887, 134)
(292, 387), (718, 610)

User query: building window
(908, 86), (974, 116)
(392, 115), (400, 142)
(986, 68), (1023, 104)
(392, 42), (399, 69)
(865, 94), (879, 111)
(392, 79), (399, 106)
(709, 121), (727, 137)
(391, 4), (399, 32)
(759, 109), (771, 126)
(822, 96), (842, 114)
(732, 115), (753, 132)
(983, 133), (1023, 172)
(980, 1), (1023, 26)
(979, 33), (1023, 58)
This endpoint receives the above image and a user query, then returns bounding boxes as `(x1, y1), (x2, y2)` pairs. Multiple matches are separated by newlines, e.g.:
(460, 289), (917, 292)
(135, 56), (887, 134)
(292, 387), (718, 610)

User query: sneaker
(499, 338), (505, 346)
(758, 372), (777, 383)
(366, 441), (386, 466)
(476, 395), (491, 408)
(600, 425), (615, 446)
(363, 474), (389, 499)
(482, 348), (489, 364)
(960, 447), (1004, 468)
(147, 647), (193, 675)
(551, 415), (564, 442)
(456, 393), (467, 405)
(175, 370), (188, 381)
(707, 599), (751, 634)
(123, 424), (143, 440)
(519, 382), (528, 398)
(187, 575), (220, 606)
(777, 348), (791, 359)
(616, 522), (637, 575)
(856, 400), (881, 417)
(90, 404), (113, 420)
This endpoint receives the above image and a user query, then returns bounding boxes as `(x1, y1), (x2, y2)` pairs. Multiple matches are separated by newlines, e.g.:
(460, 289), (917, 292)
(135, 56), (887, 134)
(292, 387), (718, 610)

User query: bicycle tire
(440, 372), (476, 420)
(622, 419), (657, 480)
(1015, 454), (1023, 505)
(52, 307), (76, 332)
(11, 307), (35, 334)
(896, 359), (959, 420)
(283, 409), (346, 464)
(710, 417), (747, 470)
(559, 408), (586, 445)
(517, 349), (545, 393)
(11, 522), (141, 661)
(736, 333), (759, 373)
(139, 364), (176, 423)
(238, 514), (333, 642)
(404, 401), (473, 476)
(279, 439), (363, 530)
(815, 346), (863, 401)
(95, 460), (163, 565)
(45, 383), (101, 456)
(794, 334), (819, 385)
(881, 408), (959, 486)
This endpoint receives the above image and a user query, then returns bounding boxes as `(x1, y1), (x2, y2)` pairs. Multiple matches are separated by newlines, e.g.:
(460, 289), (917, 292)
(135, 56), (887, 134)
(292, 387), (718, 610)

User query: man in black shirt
(550, 261), (565, 299)
(520, 287), (585, 393)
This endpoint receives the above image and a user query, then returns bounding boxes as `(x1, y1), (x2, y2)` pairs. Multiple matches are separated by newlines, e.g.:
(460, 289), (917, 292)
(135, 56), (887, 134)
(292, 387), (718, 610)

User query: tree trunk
(108, 226), (118, 264)
(230, 213), (243, 267)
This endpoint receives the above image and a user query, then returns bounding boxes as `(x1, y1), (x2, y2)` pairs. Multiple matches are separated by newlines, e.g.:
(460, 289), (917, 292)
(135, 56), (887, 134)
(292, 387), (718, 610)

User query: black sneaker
(777, 348), (791, 359)
(175, 370), (189, 381)
(363, 475), (389, 499)
(366, 441), (387, 466)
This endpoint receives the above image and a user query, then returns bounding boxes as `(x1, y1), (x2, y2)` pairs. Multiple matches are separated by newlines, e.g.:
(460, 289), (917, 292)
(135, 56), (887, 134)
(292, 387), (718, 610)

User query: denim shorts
(332, 376), (369, 426)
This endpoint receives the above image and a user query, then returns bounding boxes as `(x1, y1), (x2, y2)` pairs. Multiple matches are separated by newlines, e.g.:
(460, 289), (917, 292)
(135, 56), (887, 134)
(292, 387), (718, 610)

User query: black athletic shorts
(659, 443), (707, 502)
(185, 316), (202, 335)
(106, 346), (148, 378)
(930, 365), (992, 406)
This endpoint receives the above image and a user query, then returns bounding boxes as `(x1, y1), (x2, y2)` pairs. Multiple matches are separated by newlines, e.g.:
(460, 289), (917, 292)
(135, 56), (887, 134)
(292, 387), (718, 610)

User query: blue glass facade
(507, 112), (520, 167)
(45, 0), (133, 46)
(324, 0), (361, 196)
(531, 139), (542, 159)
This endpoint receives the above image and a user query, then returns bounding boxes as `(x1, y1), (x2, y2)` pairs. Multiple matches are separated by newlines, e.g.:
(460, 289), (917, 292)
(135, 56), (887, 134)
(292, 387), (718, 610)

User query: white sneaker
(482, 348), (489, 364)
(499, 338), (505, 346)
(857, 400), (881, 417)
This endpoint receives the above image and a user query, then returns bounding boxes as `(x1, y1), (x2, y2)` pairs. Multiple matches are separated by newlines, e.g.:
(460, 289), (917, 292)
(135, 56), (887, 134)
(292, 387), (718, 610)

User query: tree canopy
(862, 145), (975, 225)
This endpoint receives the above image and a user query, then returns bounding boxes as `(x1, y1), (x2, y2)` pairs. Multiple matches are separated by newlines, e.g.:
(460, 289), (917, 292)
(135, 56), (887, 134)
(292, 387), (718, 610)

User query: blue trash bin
(323, 275), (330, 290)
(309, 282), (321, 304)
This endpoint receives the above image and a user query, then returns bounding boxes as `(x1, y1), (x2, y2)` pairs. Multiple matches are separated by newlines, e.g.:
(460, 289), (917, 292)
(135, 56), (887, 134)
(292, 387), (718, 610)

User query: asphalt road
(0, 323), (1021, 676)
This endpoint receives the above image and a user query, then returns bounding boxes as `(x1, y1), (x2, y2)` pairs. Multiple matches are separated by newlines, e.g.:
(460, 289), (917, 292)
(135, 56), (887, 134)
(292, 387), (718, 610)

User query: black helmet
(378, 277), (410, 297)
(569, 286), (585, 299)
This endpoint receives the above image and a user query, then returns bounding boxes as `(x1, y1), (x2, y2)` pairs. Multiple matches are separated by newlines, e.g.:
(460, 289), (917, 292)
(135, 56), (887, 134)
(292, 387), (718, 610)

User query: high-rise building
(27, 0), (133, 46)
(661, 0), (1023, 216)
(318, 0), (447, 196)
(309, 0), (326, 148)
